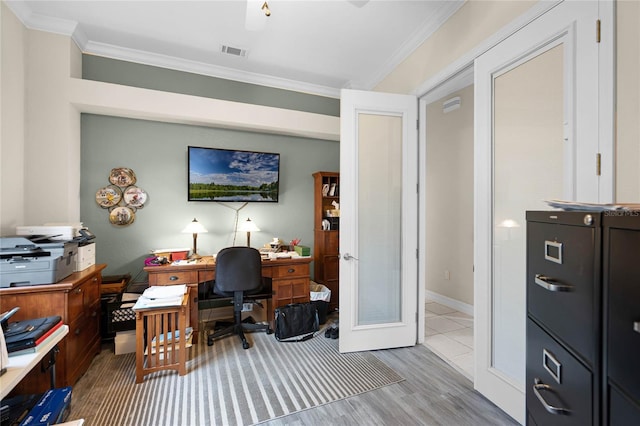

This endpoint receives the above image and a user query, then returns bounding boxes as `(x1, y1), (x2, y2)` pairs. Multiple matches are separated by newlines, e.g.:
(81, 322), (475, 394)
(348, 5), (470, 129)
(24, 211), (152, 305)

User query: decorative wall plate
(95, 185), (122, 208)
(109, 167), (137, 187)
(123, 186), (148, 208)
(109, 206), (135, 226)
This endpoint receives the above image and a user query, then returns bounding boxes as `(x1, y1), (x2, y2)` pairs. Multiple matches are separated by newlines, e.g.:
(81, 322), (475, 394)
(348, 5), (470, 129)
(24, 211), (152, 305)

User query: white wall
(375, 1), (536, 95)
(425, 85), (474, 306)
(0, 4), (338, 233)
(379, 1), (537, 310)
(1, 2), (26, 235)
(24, 30), (82, 225)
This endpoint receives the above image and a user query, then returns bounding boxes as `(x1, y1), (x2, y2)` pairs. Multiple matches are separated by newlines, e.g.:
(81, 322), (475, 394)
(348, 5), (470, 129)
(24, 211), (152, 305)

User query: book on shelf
(8, 324), (67, 357)
(5, 315), (62, 353)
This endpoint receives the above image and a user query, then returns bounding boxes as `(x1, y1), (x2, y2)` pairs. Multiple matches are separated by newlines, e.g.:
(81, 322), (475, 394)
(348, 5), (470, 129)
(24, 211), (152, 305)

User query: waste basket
(310, 283), (331, 324)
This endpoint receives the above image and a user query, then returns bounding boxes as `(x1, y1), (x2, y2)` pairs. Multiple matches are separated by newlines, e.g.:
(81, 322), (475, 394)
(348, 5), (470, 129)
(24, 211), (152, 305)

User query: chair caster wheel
(266, 328), (273, 335)
(242, 341), (250, 349)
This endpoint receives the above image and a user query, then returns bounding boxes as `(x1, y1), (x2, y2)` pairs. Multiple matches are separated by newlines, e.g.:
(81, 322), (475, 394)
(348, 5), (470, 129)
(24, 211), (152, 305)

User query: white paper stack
(132, 284), (187, 310)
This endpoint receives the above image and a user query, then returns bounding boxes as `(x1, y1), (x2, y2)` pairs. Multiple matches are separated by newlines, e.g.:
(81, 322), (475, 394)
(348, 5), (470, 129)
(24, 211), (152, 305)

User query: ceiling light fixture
(261, 1), (271, 17)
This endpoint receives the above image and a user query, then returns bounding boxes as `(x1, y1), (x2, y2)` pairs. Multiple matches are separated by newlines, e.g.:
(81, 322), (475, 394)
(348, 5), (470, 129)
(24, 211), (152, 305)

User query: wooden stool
(134, 294), (189, 383)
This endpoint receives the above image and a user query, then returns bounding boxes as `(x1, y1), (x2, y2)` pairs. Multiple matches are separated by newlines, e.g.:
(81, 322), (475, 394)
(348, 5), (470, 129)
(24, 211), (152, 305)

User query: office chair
(206, 246), (272, 349)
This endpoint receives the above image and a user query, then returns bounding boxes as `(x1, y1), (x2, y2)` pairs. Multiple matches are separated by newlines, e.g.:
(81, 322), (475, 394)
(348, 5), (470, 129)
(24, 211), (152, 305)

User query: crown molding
(357, 0), (465, 90)
(4, 1), (341, 98)
(83, 41), (341, 98)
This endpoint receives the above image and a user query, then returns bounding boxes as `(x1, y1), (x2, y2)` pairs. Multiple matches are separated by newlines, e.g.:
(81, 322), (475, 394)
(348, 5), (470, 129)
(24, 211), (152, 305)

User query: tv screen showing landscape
(188, 146), (280, 202)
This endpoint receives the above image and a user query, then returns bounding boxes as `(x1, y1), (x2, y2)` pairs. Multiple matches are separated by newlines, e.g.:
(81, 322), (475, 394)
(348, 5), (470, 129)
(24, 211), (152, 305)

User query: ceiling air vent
(221, 45), (248, 58)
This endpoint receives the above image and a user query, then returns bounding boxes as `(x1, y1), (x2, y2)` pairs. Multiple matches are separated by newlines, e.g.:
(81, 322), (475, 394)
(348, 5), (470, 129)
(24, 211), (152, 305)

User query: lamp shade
(182, 218), (208, 234)
(239, 218), (260, 232)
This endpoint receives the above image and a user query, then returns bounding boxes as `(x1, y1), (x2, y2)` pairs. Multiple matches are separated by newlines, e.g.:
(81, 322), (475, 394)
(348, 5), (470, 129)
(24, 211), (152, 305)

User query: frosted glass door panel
(492, 44), (564, 381)
(357, 113), (402, 325)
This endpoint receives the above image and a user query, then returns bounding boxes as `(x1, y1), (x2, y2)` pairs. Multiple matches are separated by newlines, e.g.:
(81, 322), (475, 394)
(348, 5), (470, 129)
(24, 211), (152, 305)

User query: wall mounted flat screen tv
(188, 146), (280, 202)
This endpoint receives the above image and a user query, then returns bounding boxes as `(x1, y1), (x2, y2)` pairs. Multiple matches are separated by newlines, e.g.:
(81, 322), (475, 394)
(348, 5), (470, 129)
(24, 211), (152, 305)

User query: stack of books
(6, 316), (66, 357)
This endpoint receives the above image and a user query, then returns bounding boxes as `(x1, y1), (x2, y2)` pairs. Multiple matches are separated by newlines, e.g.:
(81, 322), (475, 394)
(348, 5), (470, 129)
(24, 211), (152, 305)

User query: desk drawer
(150, 271), (197, 285)
(271, 264), (309, 278)
(273, 278), (309, 307)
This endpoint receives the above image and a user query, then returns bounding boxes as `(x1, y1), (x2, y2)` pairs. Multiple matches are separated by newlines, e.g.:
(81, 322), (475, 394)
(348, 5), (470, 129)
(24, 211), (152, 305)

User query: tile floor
(424, 301), (474, 380)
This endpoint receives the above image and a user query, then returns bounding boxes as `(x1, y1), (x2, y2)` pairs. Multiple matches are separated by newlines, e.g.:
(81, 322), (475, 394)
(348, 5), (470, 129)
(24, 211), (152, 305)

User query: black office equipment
(206, 247), (272, 349)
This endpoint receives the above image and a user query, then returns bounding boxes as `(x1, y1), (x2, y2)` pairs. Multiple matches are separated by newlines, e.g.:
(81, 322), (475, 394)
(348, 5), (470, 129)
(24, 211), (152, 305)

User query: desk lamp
(182, 218), (208, 259)
(239, 217), (260, 247)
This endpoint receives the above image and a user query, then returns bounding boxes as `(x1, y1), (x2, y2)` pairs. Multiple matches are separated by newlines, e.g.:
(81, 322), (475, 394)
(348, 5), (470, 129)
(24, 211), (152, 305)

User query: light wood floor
(261, 339), (519, 425)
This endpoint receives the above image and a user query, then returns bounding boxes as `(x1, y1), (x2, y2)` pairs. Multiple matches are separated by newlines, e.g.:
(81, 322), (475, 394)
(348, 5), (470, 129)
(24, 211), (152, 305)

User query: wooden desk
(145, 256), (313, 340)
(0, 325), (69, 400)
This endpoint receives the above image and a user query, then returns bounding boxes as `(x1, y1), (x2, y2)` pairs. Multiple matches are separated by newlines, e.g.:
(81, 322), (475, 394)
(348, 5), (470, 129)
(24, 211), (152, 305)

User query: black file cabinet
(526, 211), (640, 426)
(603, 215), (640, 425)
(526, 211), (602, 426)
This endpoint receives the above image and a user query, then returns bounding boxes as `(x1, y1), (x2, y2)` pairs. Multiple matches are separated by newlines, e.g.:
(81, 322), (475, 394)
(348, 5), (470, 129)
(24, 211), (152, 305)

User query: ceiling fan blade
(245, 0), (268, 31)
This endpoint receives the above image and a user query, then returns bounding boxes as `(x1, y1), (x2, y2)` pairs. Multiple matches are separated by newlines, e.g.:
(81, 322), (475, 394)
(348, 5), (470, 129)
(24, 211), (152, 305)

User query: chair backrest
(214, 247), (263, 293)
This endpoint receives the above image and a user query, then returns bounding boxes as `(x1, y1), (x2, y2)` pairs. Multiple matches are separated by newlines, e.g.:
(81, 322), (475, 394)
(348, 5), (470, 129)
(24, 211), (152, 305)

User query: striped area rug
(69, 331), (404, 425)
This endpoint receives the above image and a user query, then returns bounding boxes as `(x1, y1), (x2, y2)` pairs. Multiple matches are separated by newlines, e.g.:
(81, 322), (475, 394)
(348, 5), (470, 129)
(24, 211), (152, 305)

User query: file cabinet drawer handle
(634, 321), (640, 334)
(533, 378), (570, 415)
(534, 274), (573, 292)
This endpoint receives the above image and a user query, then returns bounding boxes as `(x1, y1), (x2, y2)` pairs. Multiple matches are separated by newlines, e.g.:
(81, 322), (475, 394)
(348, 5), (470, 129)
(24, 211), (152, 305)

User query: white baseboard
(425, 290), (474, 317)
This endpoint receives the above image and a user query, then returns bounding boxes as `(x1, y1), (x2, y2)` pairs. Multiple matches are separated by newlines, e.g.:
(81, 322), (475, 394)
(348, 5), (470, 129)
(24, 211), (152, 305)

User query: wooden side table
(134, 294), (189, 383)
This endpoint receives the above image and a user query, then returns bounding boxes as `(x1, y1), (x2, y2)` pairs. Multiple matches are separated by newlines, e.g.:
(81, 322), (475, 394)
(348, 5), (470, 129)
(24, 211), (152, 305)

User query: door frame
(415, 0), (563, 347)
(414, 0), (614, 422)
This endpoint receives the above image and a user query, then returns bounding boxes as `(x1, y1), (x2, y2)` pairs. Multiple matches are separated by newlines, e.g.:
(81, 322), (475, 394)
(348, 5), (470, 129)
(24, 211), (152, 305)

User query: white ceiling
(6, 0), (464, 97)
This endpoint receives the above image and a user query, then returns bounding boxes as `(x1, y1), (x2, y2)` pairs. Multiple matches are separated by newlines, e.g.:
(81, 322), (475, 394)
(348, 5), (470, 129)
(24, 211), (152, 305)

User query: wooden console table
(145, 256), (313, 341)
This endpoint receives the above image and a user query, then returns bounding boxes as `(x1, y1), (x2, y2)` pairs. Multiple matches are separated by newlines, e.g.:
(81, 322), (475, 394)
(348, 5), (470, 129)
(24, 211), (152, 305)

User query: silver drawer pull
(169, 276), (179, 281)
(634, 322), (640, 334)
(534, 274), (573, 292)
(533, 378), (570, 415)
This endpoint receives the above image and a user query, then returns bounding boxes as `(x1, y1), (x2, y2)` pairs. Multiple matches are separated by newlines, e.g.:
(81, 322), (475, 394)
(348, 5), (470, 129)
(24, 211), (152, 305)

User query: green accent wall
(81, 114), (338, 281)
(82, 55), (340, 117)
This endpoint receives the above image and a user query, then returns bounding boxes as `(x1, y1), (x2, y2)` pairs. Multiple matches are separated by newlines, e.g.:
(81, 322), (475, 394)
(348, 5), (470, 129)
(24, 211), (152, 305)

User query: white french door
(474, 1), (613, 423)
(338, 89), (418, 353)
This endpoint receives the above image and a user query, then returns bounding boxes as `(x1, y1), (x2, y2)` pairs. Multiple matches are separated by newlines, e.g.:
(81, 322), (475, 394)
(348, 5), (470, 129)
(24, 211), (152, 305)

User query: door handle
(534, 274), (573, 292)
(342, 253), (358, 261)
(533, 378), (570, 415)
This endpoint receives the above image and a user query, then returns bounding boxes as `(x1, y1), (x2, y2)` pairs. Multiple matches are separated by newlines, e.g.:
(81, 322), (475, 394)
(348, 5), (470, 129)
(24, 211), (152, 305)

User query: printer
(16, 225), (96, 272)
(0, 236), (78, 288)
